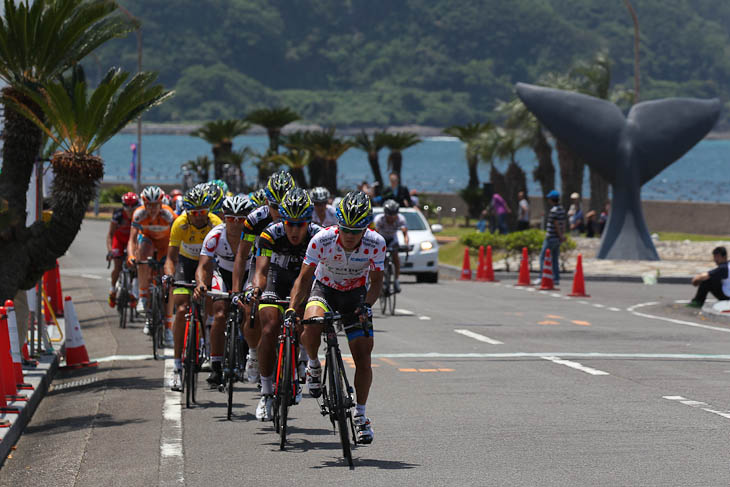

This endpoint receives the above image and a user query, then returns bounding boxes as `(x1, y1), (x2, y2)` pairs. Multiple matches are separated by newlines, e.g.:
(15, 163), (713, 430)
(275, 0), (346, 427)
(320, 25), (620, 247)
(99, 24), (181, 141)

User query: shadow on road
(24, 413), (147, 436)
(312, 457), (420, 469)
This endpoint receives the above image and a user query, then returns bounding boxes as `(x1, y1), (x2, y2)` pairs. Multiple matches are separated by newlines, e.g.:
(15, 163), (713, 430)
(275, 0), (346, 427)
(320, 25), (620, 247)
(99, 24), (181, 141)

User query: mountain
(94, 0), (730, 127)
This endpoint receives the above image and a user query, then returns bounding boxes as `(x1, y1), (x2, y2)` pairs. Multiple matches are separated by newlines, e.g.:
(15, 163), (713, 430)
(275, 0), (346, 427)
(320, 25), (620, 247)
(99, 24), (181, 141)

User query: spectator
(491, 192), (510, 234)
(598, 202), (610, 235)
(517, 191), (529, 231)
(476, 209), (488, 233)
(569, 193), (585, 234)
(359, 180), (375, 199)
(538, 190), (566, 286)
(410, 189), (420, 208)
(687, 247), (730, 308)
(381, 172), (412, 208)
(585, 210), (597, 238)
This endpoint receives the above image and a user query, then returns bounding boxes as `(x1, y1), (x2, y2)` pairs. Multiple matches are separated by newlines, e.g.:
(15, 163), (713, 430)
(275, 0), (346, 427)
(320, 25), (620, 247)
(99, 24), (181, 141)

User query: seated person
(687, 246), (730, 308)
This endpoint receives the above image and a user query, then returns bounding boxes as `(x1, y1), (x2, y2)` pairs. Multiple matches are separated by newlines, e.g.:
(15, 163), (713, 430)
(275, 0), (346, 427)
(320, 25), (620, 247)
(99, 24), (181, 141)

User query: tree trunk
(388, 151), (403, 180)
(267, 128), (281, 154)
(531, 129), (555, 225)
(467, 155), (479, 189)
(308, 156), (326, 187)
(505, 159), (527, 230)
(291, 167), (308, 188)
(0, 89), (44, 231)
(490, 165), (507, 199)
(367, 151), (384, 188)
(556, 139), (584, 210)
(589, 169), (609, 212)
(212, 141), (233, 180)
(324, 158), (338, 194)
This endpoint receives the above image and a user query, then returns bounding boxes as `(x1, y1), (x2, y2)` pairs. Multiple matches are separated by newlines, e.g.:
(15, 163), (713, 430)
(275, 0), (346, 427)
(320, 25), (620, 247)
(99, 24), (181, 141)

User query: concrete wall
(419, 192), (730, 235)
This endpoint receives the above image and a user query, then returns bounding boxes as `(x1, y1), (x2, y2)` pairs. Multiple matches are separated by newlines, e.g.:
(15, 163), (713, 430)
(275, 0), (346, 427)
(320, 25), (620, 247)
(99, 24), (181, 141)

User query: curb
(438, 264), (690, 284)
(0, 351), (60, 465)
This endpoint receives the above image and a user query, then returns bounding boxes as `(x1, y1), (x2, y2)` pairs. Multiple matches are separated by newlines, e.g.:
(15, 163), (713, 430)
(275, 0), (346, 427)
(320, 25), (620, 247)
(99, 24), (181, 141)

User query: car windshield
(401, 212), (427, 230)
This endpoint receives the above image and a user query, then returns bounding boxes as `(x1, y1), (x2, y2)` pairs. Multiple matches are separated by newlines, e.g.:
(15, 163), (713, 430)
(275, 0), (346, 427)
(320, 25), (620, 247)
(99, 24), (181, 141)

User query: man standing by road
(538, 190), (565, 287)
(687, 246), (730, 308)
(517, 191), (529, 231)
(381, 172), (411, 208)
(491, 192), (510, 234)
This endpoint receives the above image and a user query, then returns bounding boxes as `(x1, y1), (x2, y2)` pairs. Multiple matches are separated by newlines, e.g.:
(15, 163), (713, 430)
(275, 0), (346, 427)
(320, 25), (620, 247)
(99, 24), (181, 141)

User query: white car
(372, 207), (441, 283)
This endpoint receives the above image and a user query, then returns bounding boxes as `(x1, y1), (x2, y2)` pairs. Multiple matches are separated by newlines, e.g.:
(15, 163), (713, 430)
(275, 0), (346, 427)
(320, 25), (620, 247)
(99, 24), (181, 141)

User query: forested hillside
(96, 0), (730, 127)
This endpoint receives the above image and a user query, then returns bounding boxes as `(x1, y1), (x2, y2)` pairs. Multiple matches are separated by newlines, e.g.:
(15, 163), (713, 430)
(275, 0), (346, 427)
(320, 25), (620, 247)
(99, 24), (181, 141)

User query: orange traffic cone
(476, 246), (486, 280)
(516, 247), (531, 286)
(43, 261), (64, 319)
(479, 245), (498, 282)
(460, 248), (472, 281)
(61, 296), (98, 369)
(568, 254), (590, 297)
(539, 249), (555, 290)
(0, 307), (27, 403)
(4, 301), (32, 391)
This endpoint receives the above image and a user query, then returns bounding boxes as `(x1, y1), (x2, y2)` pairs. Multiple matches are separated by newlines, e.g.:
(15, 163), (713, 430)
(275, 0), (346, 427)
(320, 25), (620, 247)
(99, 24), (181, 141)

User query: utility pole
(117, 4), (143, 191)
(623, 0), (640, 104)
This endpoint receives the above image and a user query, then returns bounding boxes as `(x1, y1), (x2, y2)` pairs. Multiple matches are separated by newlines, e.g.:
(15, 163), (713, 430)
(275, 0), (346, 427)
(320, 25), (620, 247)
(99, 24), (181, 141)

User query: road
(2, 219), (730, 486)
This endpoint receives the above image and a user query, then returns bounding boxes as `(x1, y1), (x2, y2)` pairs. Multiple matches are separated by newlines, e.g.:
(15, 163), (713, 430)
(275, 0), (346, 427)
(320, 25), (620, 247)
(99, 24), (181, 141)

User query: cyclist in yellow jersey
(164, 187), (222, 391)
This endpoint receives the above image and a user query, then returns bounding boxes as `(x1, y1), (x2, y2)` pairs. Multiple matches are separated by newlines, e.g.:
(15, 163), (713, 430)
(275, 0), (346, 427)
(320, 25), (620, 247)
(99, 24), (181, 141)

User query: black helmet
(279, 188), (313, 222)
(310, 187), (330, 204)
(264, 171), (295, 204)
(336, 191), (373, 228)
(383, 199), (400, 216)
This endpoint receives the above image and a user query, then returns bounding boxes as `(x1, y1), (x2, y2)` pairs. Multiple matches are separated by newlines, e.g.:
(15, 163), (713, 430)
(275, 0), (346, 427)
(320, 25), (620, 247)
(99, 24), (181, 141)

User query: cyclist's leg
(172, 292), (189, 363)
(208, 270), (228, 383)
(136, 236), (154, 310)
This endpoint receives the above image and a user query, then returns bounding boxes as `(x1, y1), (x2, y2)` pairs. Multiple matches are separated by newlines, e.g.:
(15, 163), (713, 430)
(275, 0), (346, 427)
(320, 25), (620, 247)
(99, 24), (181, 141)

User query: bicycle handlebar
(301, 312), (343, 325)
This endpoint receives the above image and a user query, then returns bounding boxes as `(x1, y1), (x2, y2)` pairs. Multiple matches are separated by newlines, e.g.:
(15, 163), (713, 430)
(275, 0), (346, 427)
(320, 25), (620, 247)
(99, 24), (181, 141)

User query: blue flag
(129, 143), (137, 180)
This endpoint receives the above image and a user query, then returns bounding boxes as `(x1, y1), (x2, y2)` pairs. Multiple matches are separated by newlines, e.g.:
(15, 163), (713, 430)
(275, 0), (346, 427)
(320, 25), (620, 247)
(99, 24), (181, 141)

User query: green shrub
(460, 231), (506, 250)
(99, 185), (134, 204)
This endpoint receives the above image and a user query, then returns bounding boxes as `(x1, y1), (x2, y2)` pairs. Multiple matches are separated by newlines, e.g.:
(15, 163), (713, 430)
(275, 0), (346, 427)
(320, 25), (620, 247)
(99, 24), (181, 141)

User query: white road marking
(94, 354), (155, 362)
(541, 356), (610, 376)
(628, 301), (730, 333)
(592, 303), (605, 308)
(663, 395), (730, 420)
(578, 300), (590, 305)
(366, 352), (730, 360)
(550, 293), (561, 298)
(419, 316), (431, 321)
(160, 348), (184, 486)
(395, 308), (415, 316)
(608, 307), (621, 312)
(454, 329), (503, 345)
(80, 273), (103, 280)
(674, 300), (690, 304)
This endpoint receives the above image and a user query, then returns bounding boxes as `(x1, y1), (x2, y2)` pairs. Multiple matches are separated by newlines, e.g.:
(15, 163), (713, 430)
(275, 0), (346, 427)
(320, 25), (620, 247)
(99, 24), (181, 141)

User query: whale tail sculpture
(515, 83), (722, 260)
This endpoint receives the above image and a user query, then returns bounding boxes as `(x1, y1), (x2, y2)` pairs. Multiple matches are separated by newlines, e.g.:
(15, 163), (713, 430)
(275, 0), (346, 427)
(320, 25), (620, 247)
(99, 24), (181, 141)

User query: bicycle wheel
(330, 348), (353, 467)
(279, 336), (293, 450)
(150, 289), (161, 360)
(387, 260), (397, 316)
(380, 262), (390, 315)
(184, 318), (196, 408)
(226, 318), (236, 420)
(118, 290), (128, 329)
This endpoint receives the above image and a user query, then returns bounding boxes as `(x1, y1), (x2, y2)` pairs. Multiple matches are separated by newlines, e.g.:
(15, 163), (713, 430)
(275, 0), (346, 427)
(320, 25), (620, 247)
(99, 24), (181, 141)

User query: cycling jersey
(303, 227), (386, 291)
(169, 212), (222, 260)
(131, 204), (177, 240)
(257, 221), (323, 273)
(374, 213), (407, 241)
(312, 204), (338, 227)
(200, 223), (236, 272)
(242, 205), (273, 242)
(112, 208), (134, 242)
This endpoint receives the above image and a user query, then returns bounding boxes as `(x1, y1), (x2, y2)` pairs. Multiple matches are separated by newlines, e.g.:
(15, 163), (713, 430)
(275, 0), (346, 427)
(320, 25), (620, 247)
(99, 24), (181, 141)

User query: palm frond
(191, 119), (250, 145)
(245, 107), (300, 129)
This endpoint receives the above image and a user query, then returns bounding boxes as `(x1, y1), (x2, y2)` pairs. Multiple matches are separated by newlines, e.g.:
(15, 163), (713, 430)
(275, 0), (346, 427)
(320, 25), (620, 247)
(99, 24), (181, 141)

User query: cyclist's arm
(232, 238), (253, 292)
(252, 254), (270, 294)
(195, 254), (215, 289)
(164, 245), (179, 277)
(106, 220), (118, 252)
(126, 225), (139, 262)
(288, 264), (316, 311)
(365, 269), (384, 307)
(401, 226), (409, 246)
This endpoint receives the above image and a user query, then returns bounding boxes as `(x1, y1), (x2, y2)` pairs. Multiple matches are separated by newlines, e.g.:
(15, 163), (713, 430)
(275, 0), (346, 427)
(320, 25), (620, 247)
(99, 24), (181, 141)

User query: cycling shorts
(111, 234), (129, 257)
(138, 234), (169, 261)
(384, 236), (399, 252)
(306, 280), (372, 341)
(173, 255), (198, 295)
(211, 268), (232, 294)
(259, 266), (297, 314)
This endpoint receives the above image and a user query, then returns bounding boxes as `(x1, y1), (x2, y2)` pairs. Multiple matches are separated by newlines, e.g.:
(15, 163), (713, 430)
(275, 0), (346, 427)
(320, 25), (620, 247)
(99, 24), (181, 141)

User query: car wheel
(416, 272), (438, 283)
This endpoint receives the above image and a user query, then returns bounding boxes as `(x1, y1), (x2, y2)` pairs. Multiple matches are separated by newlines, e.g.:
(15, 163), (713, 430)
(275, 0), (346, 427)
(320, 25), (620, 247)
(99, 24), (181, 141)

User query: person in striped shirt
(539, 190), (566, 286)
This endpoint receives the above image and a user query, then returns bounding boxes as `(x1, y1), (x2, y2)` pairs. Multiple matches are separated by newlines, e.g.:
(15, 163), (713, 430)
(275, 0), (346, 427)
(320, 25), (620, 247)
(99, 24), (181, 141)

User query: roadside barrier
(43, 261), (64, 319)
(460, 247), (472, 280)
(538, 249), (555, 290)
(0, 307), (27, 404)
(4, 301), (32, 391)
(61, 296), (97, 369)
(516, 247), (531, 286)
(568, 254), (590, 297)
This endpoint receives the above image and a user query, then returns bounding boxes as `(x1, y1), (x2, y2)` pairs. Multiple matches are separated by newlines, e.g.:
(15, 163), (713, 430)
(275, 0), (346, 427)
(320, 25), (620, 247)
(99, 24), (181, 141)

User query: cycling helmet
(249, 188), (267, 207)
(310, 187), (330, 204)
(182, 186), (212, 210)
(279, 188), (313, 222)
(161, 192), (171, 207)
(205, 182), (225, 213)
(264, 171), (295, 204)
(121, 192), (139, 206)
(336, 191), (373, 228)
(141, 185), (164, 204)
(222, 194), (254, 216)
(170, 189), (183, 199)
(209, 179), (229, 195)
(383, 199), (400, 216)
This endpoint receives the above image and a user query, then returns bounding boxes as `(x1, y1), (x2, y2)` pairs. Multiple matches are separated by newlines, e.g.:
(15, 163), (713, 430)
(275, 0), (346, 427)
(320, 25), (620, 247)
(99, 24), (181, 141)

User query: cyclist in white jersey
(195, 195), (254, 386)
(287, 191), (384, 444)
(373, 199), (409, 293)
(310, 186), (338, 227)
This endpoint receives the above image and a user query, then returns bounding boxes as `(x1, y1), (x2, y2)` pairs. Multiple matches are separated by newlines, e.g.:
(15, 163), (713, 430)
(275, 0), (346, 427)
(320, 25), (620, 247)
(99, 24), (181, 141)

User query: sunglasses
(123, 204), (136, 209)
(284, 220), (307, 228)
(188, 209), (208, 217)
(225, 215), (246, 223)
(339, 226), (365, 235)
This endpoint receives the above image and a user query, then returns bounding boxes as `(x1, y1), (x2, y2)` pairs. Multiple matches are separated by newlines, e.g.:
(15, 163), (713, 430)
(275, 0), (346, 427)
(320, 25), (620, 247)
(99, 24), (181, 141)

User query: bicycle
(302, 311), (358, 468)
(172, 280), (207, 409)
(380, 245), (409, 316)
(109, 255), (136, 329)
(137, 257), (166, 360)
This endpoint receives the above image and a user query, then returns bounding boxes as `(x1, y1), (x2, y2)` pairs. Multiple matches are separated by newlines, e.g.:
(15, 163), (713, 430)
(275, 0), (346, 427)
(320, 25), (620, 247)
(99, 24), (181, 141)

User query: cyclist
(374, 199), (409, 293)
(209, 179), (229, 196)
(107, 191), (139, 308)
(127, 186), (177, 319)
(248, 188), (267, 208)
(169, 189), (183, 213)
(164, 187), (222, 391)
(310, 186), (338, 227)
(194, 194), (254, 386)
(232, 171), (295, 383)
(287, 191), (385, 444)
(205, 182), (226, 218)
(249, 188), (322, 420)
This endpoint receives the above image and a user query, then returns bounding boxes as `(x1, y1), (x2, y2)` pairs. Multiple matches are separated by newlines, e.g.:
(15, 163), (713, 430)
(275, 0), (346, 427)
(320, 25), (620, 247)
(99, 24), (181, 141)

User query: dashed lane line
(454, 329), (503, 345)
(419, 316), (431, 321)
(663, 395), (730, 420)
(395, 308), (415, 316)
(628, 302), (730, 334)
(160, 348), (184, 487)
(366, 352), (730, 360)
(541, 356), (610, 376)
(608, 307), (621, 312)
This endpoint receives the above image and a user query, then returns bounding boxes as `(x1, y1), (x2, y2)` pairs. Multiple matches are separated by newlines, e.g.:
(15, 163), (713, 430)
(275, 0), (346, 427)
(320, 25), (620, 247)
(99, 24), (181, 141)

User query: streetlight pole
(117, 4), (143, 191)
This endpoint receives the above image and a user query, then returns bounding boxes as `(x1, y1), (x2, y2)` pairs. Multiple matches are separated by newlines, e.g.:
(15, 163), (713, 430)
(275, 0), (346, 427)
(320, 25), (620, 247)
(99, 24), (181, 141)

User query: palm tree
(352, 130), (388, 188)
(493, 128), (528, 230)
(191, 119), (250, 180)
(284, 130), (322, 186)
(307, 129), (352, 193)
(382, 132), (421, 181)
(181, 156), (213, 184)
(3, 66), (171, 301)
(0, 0), (134, 237)
(219, 147), (256, 193)
(444, 122), (493, 189)
(245, 107), (301, 154)
(269, 149), (311, 188)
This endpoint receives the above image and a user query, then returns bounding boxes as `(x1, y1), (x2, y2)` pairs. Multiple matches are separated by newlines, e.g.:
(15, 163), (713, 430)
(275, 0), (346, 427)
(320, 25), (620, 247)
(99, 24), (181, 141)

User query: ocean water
(100, 134), (730, 202)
